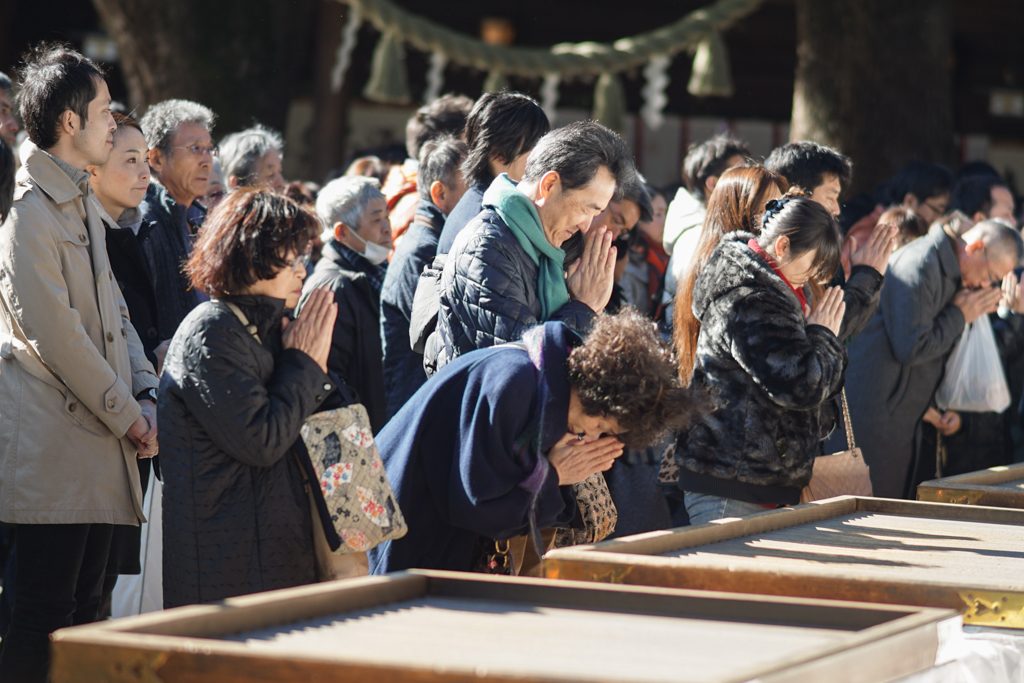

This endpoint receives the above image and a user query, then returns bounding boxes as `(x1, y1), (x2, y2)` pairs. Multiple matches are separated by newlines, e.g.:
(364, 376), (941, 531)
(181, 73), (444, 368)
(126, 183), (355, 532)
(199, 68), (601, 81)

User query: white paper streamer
(330, 7), (363, 93)
(641, 55), (671, 130)
(424, 51), (448, 103)
(541, 73), (560, 123)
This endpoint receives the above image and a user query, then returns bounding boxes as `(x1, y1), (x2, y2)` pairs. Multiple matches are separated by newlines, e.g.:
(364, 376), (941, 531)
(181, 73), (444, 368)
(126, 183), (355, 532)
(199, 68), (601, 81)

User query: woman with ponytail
(667, 196), (848, 524)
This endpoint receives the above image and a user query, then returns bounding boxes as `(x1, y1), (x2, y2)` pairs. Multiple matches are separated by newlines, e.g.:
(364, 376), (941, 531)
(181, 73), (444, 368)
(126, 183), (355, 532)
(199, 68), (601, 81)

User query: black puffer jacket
(428, 207), (596, 373)
(674, 232), (847, 505)
(159, 296), (334, 608)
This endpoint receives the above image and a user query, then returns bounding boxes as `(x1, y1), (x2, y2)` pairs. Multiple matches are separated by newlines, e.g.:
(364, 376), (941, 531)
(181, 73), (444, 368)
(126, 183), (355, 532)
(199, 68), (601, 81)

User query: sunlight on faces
(149, 121), (212, 206)
(590, 198), (641, 240)
(244, 250), (308, 309)
(810, 174), (842, 217)
(68, 78), (115, 167)
(88, 125), (150, 216)
(536, 166), (616, 248)
(771, 235), (820, 288)
(960, 236), (1016, 289)
(567, 389), (623, 444)
(234, 149), (285, 193)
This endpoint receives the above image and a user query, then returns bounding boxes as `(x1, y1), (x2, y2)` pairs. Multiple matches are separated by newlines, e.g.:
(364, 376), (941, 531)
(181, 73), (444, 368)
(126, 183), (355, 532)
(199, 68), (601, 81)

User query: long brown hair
(673, 165), (786, 383)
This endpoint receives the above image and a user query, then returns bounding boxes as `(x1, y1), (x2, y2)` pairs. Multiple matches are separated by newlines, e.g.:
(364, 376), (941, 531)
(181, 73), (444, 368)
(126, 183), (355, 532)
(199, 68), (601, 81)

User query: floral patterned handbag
(300, 406), (407, 553)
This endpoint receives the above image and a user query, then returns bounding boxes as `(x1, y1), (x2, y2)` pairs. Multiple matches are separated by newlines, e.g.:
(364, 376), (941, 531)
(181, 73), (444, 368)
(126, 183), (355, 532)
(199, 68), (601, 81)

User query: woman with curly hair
(370, 310), (697, 574)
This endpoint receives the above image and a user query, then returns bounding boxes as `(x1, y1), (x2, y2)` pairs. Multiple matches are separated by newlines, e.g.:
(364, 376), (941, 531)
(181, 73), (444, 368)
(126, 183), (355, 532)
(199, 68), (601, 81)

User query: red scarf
(747, 238), (808, 310)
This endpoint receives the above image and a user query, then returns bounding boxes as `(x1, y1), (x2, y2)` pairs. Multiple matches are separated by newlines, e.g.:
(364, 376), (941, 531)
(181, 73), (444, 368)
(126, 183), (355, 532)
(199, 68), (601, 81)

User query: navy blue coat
(380, 200), (445, 420)
(428, 205), (596, 373)
(436, 181), (486, 256)
(369, 322), (580, 574)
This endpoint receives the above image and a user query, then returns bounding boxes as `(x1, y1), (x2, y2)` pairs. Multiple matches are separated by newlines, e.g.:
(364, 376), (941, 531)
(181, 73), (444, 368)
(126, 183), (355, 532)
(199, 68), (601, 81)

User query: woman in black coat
(159, 189), (338, 608)
(370, 310), (697, 574)
(670, 196), (848, 524)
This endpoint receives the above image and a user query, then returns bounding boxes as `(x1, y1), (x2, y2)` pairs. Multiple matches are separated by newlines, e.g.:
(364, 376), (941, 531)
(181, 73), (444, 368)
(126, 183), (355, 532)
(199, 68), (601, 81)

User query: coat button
(79, 234), (87, 242)
(323, 383), (332, 391)
(68, 403), (77, 412)
(106, 332), (114, 343)
(107, 399), (116, 409)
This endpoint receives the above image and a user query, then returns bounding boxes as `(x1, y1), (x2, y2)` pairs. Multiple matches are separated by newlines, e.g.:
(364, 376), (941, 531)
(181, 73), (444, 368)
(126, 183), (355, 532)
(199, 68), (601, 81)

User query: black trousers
(0, 523), (113, 683)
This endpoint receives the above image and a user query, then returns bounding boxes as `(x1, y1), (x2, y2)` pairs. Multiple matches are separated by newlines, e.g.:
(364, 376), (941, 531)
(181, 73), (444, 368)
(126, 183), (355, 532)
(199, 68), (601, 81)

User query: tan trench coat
(0, 145), (159, 525)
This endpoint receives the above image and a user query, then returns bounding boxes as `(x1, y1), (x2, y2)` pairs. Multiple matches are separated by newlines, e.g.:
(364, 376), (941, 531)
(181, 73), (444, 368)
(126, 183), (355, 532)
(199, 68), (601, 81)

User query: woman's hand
(547, 432), (624, 485)
(282, 288), (337, 373)
(806, 285), (846, 336)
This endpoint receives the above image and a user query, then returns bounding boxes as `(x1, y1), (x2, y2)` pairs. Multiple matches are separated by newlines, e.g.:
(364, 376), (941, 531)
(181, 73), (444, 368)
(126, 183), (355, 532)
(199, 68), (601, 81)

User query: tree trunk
(91, 0), (316, 136)
(791, 0), (954, 196)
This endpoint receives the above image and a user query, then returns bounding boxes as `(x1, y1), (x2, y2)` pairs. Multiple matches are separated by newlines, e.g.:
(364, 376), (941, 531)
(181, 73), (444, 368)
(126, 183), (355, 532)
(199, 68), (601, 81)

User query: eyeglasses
(290, 250), (313, 272)
(171, 143), (219, 158)
(921, 200), (948, 216)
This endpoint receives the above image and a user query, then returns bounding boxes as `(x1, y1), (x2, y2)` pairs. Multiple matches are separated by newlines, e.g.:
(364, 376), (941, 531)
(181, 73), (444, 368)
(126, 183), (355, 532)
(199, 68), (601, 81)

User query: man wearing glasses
(138, 99), (217, 368)
(834, 218), (1021, 500)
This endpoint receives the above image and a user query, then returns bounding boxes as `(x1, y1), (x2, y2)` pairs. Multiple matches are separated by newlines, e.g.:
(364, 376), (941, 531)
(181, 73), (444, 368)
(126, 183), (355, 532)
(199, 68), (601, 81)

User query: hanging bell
(687, 32), (734, 98)
(364, 29), (412, 104)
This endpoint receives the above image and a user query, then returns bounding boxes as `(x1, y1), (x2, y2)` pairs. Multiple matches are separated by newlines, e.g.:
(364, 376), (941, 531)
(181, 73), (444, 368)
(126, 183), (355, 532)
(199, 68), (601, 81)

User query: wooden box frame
(918, 463), (1024, 508)
(51, 570), (956, 683)
(544, 496), (1024, 628)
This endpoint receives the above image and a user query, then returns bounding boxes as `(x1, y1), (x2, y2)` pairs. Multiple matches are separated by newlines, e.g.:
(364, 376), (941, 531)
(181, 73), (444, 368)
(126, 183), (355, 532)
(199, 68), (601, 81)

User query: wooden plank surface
(918, 465), (1024, 508)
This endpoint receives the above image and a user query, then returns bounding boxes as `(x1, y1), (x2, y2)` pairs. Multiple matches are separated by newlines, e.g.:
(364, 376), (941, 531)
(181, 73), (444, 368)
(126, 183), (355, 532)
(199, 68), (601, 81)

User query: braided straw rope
(336, 0), (763, 78)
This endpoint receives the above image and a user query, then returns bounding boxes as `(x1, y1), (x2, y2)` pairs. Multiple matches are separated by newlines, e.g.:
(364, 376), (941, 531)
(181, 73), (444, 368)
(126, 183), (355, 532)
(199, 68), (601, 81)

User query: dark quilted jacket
(429, 207), (596, 373)
(158, 296), (334, 608)
(674, 232), (847, 505)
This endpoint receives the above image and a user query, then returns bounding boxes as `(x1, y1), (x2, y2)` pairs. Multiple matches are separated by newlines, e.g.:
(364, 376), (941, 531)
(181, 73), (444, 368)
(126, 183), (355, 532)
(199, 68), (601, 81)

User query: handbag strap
(840, 388), (856, 450)
(218, 299), (261, 344)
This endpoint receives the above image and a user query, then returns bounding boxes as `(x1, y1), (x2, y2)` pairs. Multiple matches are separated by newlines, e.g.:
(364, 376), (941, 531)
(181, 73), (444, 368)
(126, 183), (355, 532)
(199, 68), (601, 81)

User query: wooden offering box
(544, 497), (1024, 628)
(51, 570), (956, 683)
(918, 463), (1024, 509)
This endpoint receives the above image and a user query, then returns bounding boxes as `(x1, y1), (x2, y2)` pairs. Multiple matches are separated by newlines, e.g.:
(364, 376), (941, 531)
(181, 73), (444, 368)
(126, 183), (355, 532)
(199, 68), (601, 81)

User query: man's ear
(902, 193), (919, 209)
(332, 222), (348, 242)
(147, 148), (164, 175)
(59, 109), (78, 138)
(965, 239), (985, 255)
(536, 171), (560, 203)
(429, 180), (446, 208)
(228, 175), (241, 190)
(973, 211), (987, 224)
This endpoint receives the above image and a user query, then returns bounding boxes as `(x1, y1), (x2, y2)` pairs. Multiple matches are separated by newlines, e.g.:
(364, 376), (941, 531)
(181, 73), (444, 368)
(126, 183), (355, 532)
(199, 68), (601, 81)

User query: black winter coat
(380, 200), (444, 420)
(103, 208), (161, 364)
(674, 233), (847, 505)
(300, 241), (387, 433)
(159, 296), (334, 608)
(429, 207), (596, 373)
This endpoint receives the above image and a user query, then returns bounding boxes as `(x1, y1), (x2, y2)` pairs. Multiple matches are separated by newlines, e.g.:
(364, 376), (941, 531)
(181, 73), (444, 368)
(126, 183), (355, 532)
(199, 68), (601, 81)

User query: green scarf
(482, 174), (570, 319)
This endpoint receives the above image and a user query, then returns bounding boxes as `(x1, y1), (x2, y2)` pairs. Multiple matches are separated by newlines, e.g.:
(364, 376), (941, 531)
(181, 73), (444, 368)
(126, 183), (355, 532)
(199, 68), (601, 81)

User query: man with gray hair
(380, 135), (468, 419)
(218, 124), (285, 192)
(298, 176), (392, 431)
(427, 120), (633, 374)
(138, 99), (216, 354)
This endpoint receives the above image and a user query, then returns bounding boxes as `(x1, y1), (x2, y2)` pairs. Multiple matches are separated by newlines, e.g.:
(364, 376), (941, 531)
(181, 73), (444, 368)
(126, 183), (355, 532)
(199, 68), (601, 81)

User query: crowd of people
(0, 43), (1022, 682)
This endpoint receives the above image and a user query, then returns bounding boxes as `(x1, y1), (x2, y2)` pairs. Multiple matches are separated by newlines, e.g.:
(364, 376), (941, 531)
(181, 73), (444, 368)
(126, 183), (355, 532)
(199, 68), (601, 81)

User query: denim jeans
(683, 491), (771, 526)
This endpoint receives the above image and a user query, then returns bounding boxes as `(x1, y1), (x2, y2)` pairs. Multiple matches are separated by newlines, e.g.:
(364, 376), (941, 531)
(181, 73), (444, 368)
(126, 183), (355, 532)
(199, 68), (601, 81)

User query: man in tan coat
(0, 45), (159, 682)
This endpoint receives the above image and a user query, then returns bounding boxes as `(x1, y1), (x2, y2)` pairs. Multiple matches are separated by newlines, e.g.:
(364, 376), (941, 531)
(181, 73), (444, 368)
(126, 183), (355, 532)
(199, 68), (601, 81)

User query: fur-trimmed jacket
(673, 232), (847, 505)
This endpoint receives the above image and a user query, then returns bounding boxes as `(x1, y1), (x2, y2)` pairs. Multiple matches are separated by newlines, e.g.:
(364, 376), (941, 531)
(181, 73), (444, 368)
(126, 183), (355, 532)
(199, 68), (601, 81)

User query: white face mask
(348, 229), (390, 265)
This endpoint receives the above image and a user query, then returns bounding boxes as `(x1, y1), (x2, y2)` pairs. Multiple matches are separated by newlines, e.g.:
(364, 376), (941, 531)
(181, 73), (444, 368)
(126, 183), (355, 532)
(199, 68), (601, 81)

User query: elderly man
(138, 99), (216, 355)
(0, 45), (158, 682)
(218, 124), (285, 193)
(835, 219), (1020, 499)
(427, 120), (634, 375)
(380, 135), (468, 419)
(300, 176), (392, 432)
(0, 71), (19, 146)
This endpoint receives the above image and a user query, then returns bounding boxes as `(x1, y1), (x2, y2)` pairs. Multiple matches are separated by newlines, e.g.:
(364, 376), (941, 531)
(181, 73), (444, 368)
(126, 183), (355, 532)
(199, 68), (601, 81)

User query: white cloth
(897, 625), (1024, 683)
(111, 474), (163, 617)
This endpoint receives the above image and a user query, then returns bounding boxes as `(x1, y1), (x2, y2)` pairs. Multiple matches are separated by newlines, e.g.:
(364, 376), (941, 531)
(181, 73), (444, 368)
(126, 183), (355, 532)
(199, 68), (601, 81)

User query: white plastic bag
(111, 473), (163, 617)
(935, 315), (1011, 413)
